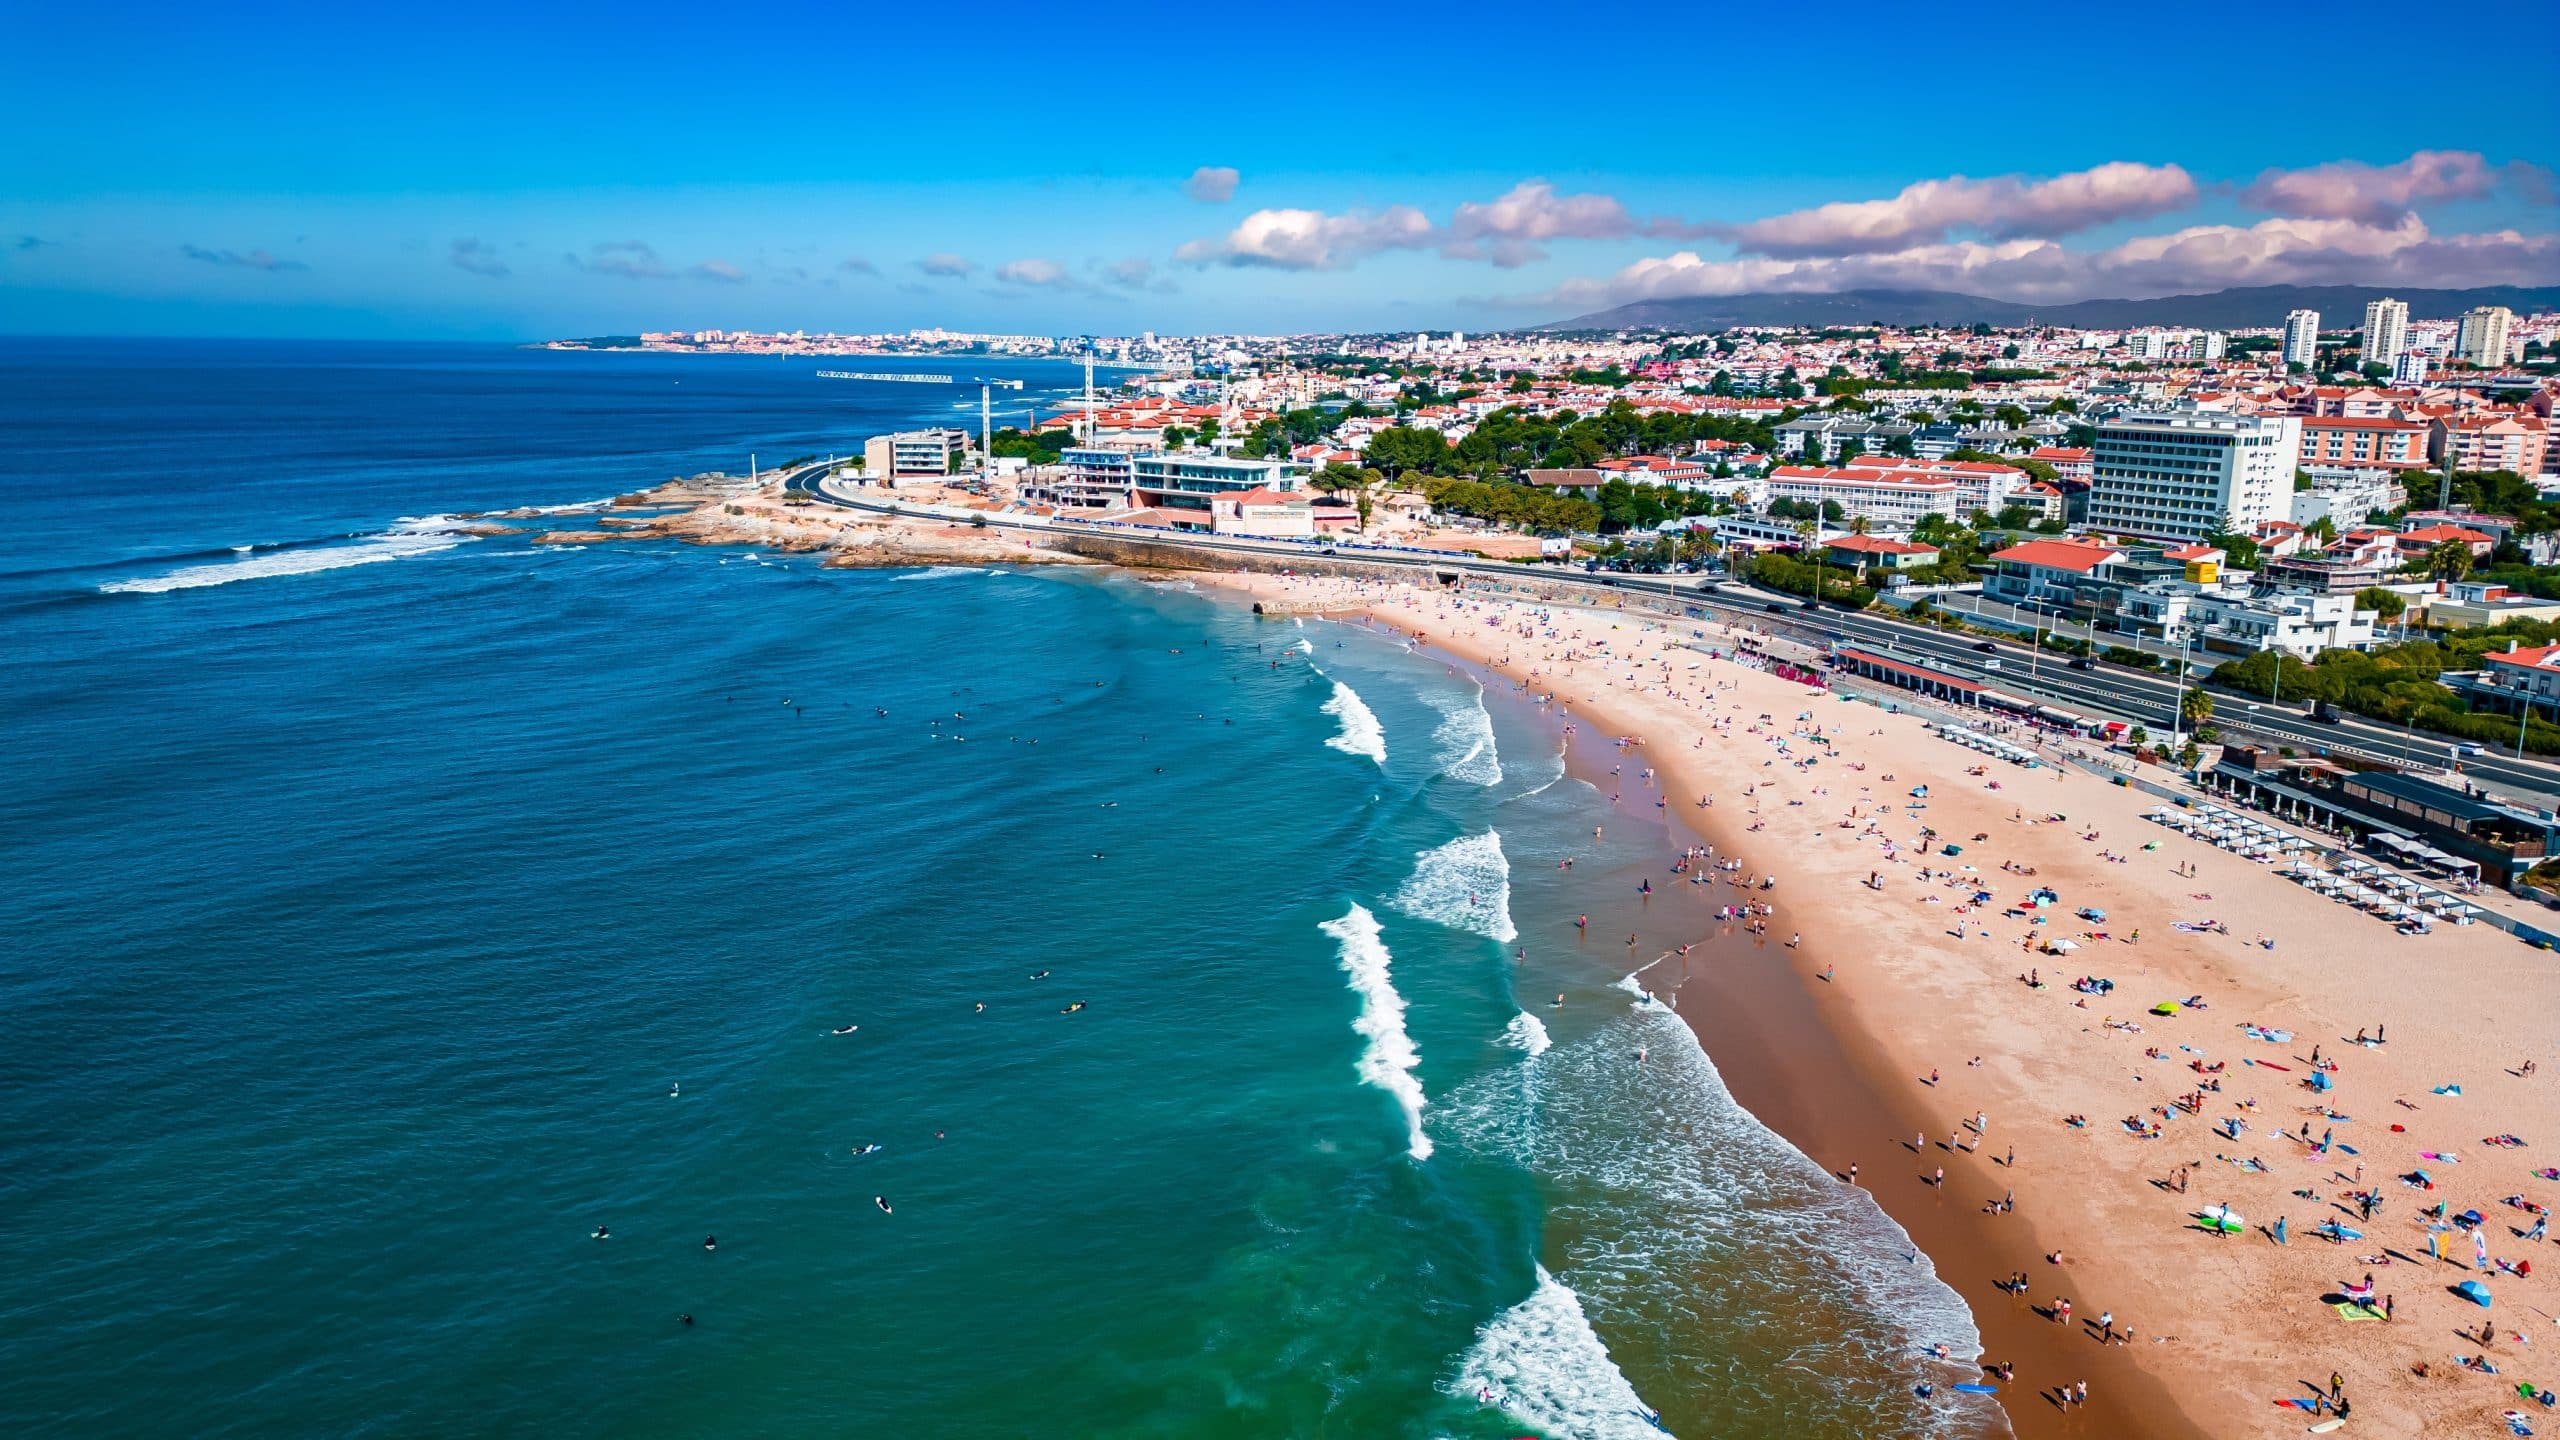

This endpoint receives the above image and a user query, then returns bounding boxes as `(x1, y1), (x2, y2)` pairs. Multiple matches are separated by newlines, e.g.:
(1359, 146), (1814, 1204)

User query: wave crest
(1390, 830), (1516, 943)
(1319, 903), (1430, 1161)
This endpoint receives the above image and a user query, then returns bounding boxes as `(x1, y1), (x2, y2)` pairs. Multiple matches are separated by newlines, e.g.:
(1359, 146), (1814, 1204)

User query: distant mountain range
(1538, 284), (2560, 334)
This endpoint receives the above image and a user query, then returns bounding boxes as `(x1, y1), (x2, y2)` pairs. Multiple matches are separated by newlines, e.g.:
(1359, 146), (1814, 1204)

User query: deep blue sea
(0, 339), (1988, 1438)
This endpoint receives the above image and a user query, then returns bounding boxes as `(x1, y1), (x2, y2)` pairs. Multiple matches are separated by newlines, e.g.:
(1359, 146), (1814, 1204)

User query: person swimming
(973, 1002), (985, 1013)
(703, 1235), (716, 1252)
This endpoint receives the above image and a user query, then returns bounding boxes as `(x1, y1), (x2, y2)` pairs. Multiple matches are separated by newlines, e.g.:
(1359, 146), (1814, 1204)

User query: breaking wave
(1431, 685), (1502, 786)
(1499, 1010), (1552, 1059)
(1447, 1265), (1669, 1440)
(1319, 903), (1430, 1161)
(1319, 679), (1387, 765)
(100, 517), (477, 594)
(1389, 830), (1515, 943)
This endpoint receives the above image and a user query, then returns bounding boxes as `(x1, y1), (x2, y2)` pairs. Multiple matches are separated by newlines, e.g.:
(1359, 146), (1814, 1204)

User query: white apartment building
(862, 428), (971, 482)
(2362, 297), (2410, 370)
(2281, 309), (2320, 368)
(2458, 306), (2514, 369)
(1762, 468), (1958, 525)
(2087, 410), (2301, 542)
(2290, 466), (2407, 529)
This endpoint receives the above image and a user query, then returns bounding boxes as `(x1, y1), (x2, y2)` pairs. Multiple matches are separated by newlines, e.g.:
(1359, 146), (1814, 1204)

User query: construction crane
(815, 370), (1027, 475)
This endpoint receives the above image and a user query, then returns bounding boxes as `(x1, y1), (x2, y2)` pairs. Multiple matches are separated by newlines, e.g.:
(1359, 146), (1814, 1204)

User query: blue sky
(4, 0), (2555, 338)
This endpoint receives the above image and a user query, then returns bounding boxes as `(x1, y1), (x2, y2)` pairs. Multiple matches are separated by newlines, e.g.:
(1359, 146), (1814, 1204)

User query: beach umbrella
(2456, 1279), (2493, 1307)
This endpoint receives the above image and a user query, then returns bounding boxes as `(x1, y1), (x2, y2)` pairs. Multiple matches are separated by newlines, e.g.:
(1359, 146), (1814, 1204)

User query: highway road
(779, 462), (2560, 807)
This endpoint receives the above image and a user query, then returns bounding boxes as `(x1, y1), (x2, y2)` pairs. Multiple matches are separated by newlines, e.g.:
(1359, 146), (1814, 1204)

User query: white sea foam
(893, 565), (990, 581)
(1434, 973), (1986, 1430)
(1500, 1011), (1552, 1059)
(101, 518), (474, 594)
(1320, 679), (1387, 765)
(1448, 1265), (1669, 1440)
(1293, 638), (1314, 654)
(1319, 903), (1430, 1161)
(1390, 831), (1516, 943)
(1430, 685), (1503, 786)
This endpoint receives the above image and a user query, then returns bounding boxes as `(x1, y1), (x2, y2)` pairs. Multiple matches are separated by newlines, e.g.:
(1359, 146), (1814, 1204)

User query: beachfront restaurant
(2204, 747), (2543, 883)
(1831, 647), (1983, 706)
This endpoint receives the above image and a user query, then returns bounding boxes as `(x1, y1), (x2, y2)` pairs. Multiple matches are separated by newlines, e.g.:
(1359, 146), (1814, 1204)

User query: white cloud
(1102, 256), (1165, 291)
(838, 255), (877, 275)
(1724, 162), (2199, 258)
(2239, 149), (2511, 224)
(994, 257), (1075, 289)
(916, 252), (975, 278)
(1183, 166), (1239, 203)
(1441, 180), (1639, 266)
(1515, 213), (2560, 311)
(1176, 204), (1433, 270)
(690, 259), (747, 283)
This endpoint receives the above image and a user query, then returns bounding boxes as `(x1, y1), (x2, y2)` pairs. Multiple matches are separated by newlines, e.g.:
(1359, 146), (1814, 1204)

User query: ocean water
(0, 339), (1991, 1438)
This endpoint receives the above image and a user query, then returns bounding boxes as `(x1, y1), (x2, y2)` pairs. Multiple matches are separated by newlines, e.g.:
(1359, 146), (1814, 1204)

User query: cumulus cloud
(1102, 256), (1163, 291)
(2239, 149), (2526, 224)
(993, 257), (1076, 289)
(916, 252), (975, 278)
(180, 244), (306, 272)
(838, 255), (877, 275)
(1176, 204), (1434, 269)
(1442, 179), (1640, 266)
(1184, 166), (1240, 203)
(449, 237), (508, 277)
(566, 241), (672, 279)
(1722, 162), (2198, 258)
(690, 259), (748, 283)
(1514, 212), (2560, 311)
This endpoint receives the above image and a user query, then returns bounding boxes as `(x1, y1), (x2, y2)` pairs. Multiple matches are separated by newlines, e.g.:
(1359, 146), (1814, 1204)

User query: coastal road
(778, 462), (2560, 807)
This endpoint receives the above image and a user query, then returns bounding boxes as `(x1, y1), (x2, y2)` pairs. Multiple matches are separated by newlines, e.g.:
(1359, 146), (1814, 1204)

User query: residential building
(2290, 467), (2405, 529)
(2189, 589), (2376, 654)
(862, 427), (970, 483)
(2457, 306), (2514, 368)
(2431, 414), (2549, 477)
(2087, 409), (2300, 542)
(2257, 552), (2390, 595)
(2392, 351), (2433, 386)
(1763, 467), (1959, 526)
(1983, 536), (2125, 606)
(2281, 309), (2320, 368)
(1823, 535), (1940, 572)
(2297, 416), (2427, 470)
(2362, 297), (2410, 370)
(1128, 451), (1306, 517)
(1047, 445), (1134, 510)
(1209, 487), (1316, 539)
(2027, 446), (2093, 484)
(2458, 639), (2560, 716)
(2424, 583), (2560, 630)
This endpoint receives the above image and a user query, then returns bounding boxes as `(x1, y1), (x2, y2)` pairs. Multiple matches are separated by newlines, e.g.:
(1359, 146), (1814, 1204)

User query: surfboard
(1953, 1382), (1999, 1394)
(2308, 1420), (2346, 1433)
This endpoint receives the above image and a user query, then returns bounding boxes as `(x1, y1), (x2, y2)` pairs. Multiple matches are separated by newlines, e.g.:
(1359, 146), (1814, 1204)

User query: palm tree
(1849, 515), (1873, 537)
(2428, 538), (2475, 583)
(2179, 687), (2214, 730)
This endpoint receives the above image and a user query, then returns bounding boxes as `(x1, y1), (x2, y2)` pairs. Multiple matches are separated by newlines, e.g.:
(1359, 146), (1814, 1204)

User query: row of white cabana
(2143, 802), (2481, 930)
(1934, 723), (2040, 768)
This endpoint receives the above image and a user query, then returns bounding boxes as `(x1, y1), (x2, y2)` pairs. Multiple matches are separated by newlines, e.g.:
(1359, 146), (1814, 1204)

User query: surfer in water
(1028, 970), (1050, 980)
(592, 1225), (610, 1240)
(853, 1143), (882, 1155)
(973, 1002), (985, 1013)
(831, 1024), (858, 1035)
(703, 1235), (716, 1252)
(874, 1196), (892, 1214)
(1061, 1001), (1086, 1014)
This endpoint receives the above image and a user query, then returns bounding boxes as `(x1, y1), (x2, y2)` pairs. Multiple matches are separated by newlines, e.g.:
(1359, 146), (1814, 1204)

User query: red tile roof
(1989, 538), (2121, 573)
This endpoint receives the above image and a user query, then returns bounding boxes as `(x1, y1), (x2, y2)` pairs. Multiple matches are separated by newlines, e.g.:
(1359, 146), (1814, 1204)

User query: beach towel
(2434, 1083), (2465, 1096)
(2331, 1302), (2384, 1321)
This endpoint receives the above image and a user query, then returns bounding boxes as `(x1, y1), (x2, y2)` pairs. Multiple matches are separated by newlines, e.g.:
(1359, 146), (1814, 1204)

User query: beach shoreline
(1211, 567), (2557, 1440)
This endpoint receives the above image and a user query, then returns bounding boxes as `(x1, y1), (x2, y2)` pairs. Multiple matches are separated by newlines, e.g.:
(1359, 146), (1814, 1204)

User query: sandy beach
(1219, 567), (2558, 1440)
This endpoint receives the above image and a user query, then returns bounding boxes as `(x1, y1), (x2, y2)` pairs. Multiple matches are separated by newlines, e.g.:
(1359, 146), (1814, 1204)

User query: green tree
(2179, 687), (2214, 730)
(2356, 586), (2407, 622)
(2428, 538), (2476, 582)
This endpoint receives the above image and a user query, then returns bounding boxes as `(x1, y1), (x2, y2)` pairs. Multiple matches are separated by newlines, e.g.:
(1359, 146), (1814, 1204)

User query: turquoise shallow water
(0, 340), (1994, 1438)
